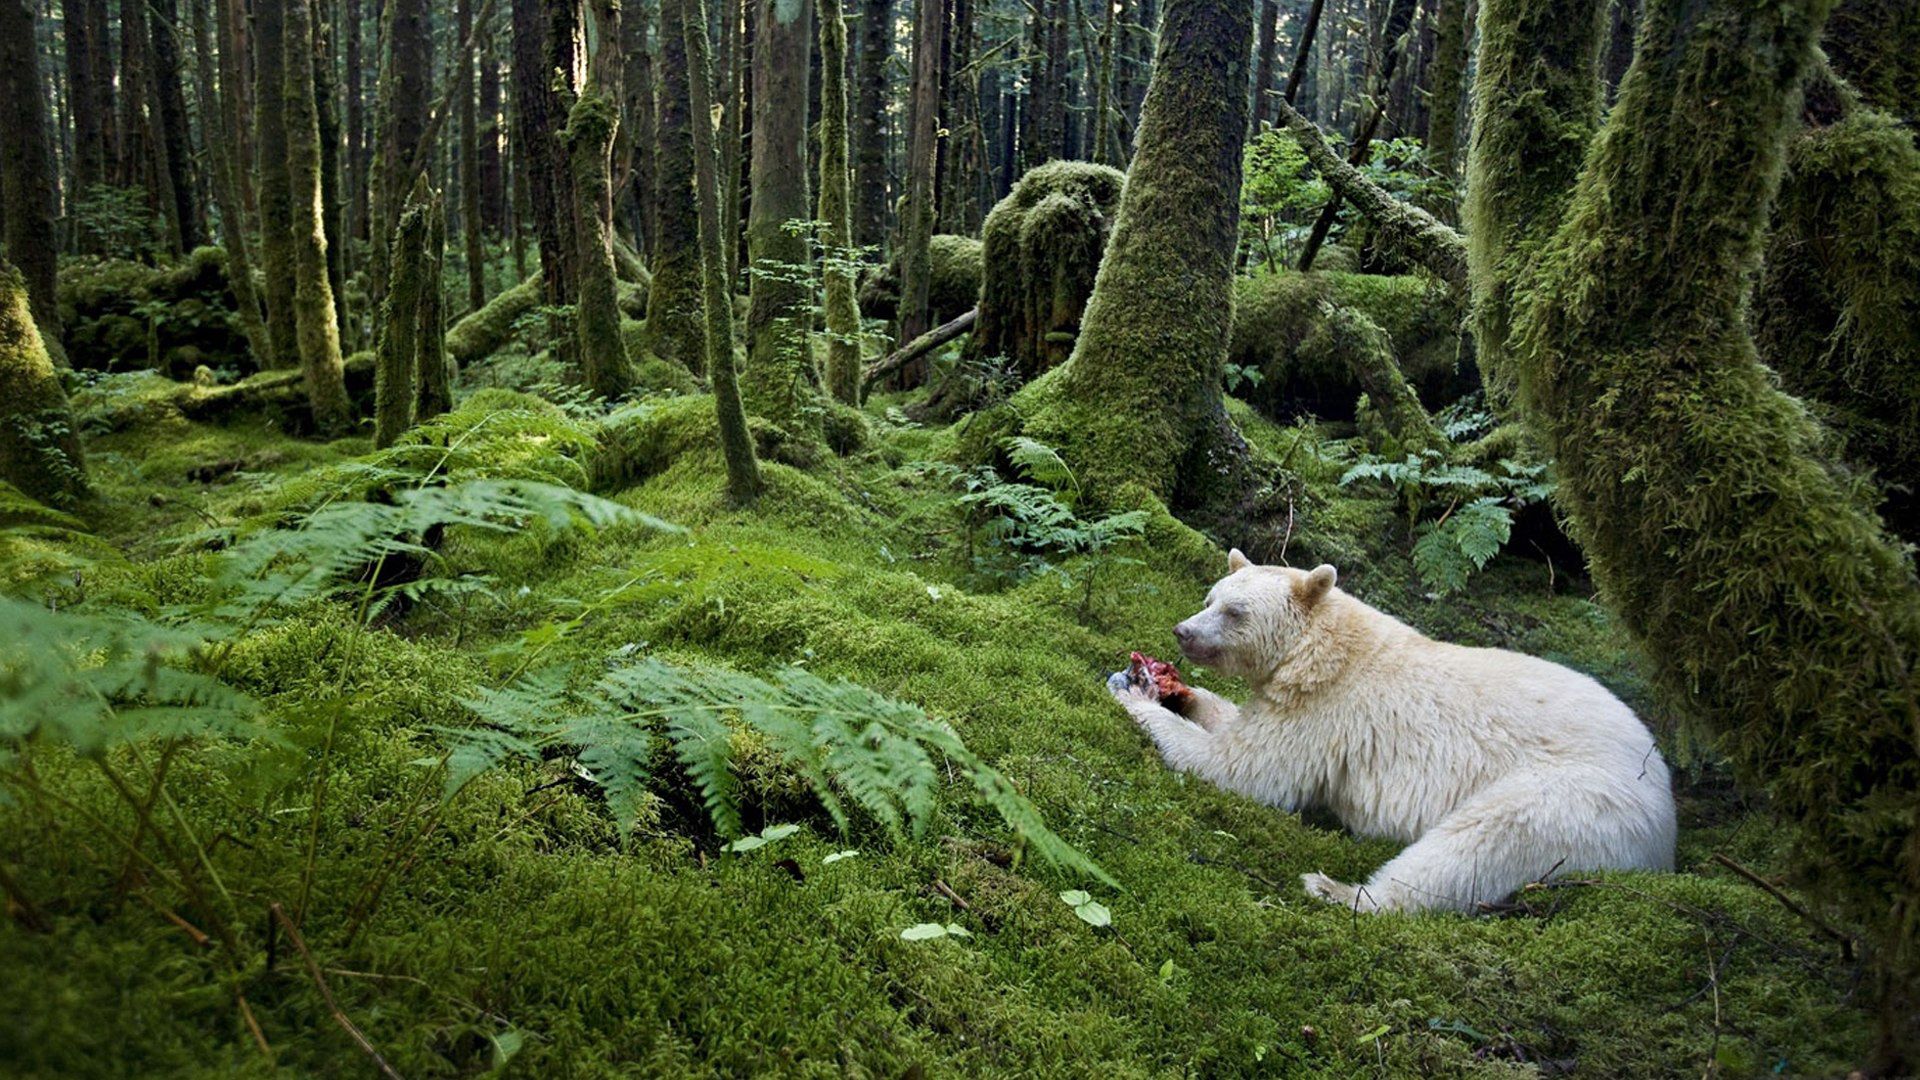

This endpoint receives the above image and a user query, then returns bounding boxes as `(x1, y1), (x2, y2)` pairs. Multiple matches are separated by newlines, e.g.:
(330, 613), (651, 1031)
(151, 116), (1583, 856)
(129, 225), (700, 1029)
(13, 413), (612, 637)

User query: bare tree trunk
(1284, 0), (1327, 106)
(894, 0), (942, 373)
(818, 0), (862, 404)
(1250, 0), (1279, 131)
(61, 0), (114, 196)
(151, 0), (203, 249)
(622, 0), (657, 258)
(854, 0), (890, 250)
(285, 0), (353, 434)
(1092, 0), (1118, 162)
(682, 0), (763, 502)
(460, 0), (488, 313)
(479, 14), (507, 236)
(0, 0), (66, 364)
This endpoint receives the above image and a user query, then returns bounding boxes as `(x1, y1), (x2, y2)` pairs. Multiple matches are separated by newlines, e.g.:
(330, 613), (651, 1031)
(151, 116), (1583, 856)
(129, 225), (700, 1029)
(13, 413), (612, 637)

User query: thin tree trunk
(1283, 0), (1327, 105)
(61, 0), (113, 195)
(479, 13), (507, 236)
(622, 0), (656, 258)
(1423, 0), (1468, 178)
(724, 0), (748, 281)
(372, 0), (434, 304)
(415, 190), (453, 418)
(345, 0), (367, 247)
(818, 0), (861, 404)
(375, 192), (427, 447)
(682, 0), (763, 502)
(0, 0), (66, 363)
(1250, 0), (1279, 131)
(895, 0), (942, 369)
(460, 0), (488, 313)
(151, 0), (202, 249)
(567, 0), (630, 398)
(1092, 0), (1117, 163)
(285, 0), (353, 434)
(741, 0), (818, 430)
(314, 0), (350, 343)
(1296, 0), (1416, 270)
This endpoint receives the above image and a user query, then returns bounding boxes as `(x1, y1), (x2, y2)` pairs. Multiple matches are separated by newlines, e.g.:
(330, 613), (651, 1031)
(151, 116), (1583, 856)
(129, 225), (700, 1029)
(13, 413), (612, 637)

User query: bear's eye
(1222, 603), (1248, 620)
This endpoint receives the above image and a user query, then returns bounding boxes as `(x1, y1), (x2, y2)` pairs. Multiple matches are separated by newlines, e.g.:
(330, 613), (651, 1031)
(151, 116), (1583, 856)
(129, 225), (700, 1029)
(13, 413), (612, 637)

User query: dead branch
(268, 903), (405, 1080)
(863, 307), (979, 392)
(1710, 852), (1855, 959)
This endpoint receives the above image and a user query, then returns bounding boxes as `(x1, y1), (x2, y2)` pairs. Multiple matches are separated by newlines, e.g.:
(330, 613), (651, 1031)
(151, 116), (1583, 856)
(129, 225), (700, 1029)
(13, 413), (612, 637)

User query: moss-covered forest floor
(0, 354), (1878, 1076)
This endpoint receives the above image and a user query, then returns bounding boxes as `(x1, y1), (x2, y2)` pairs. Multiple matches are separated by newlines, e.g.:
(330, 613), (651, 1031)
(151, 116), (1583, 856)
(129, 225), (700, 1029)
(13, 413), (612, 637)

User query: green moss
(856, 233), (985, 326)
(56, 247), (253, 376)
(972, 162), (1126, 378)
(0, 266), (87, 507)
(1754, 107), (1920, 539)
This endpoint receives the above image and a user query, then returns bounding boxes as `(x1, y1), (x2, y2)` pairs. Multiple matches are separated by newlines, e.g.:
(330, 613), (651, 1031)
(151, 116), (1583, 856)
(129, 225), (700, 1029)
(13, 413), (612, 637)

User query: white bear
(1112, 549), (1676, 912)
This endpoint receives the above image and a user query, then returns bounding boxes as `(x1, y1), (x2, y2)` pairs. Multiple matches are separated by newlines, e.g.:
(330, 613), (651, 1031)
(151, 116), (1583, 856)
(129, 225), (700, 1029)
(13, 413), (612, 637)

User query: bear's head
(1172, 549), (1338, 683)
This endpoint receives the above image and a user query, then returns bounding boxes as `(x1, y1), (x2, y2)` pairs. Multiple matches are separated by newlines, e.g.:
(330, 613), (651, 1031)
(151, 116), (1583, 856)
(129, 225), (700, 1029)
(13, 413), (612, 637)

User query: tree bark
(285, 0), (354, 435)
(1, 0), (67, 364)
(193, 0), (272, 366)
(567, 0), (631, 399)
(150, 0), (203, 249)
(644, 0), (707, 373)
(854, 0), (891, 250)
(373, 0), (435, 304)
(1009, 0), (1255, 506)
(622, 0), (657, 258)
(375, 192), (428, 447)
(818, 0), (863, 405)
(460, 0), (488, 314)
(683, 0), (764, 503)
(415, 192), (453, 419)
(1283, 0), (1326, 105)
(61, 0), (114, 195)
(741, 0), (820, 431)
(1424, 0), (1469, 177)
(1250, 0), (1280, 130)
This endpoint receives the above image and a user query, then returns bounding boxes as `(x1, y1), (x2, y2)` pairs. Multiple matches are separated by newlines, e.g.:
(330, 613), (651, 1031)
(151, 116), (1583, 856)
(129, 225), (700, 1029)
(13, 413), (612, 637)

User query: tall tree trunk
(0, 263), (85, 505)
(622, 0), (657, 258)
(285, 0), (353, 434)
(741, 0), (819, 431)
(644, 0), (706, 372)
(150, 0), (203, 249)
(1423, 0), (1468, 179)
(415, 190), (453, 418)
(1023, 0), (1064, 168)
(854, 0), (891, 250)
(373, 0), (434, 303)
(0, 0), (66, 364)
(117, 0), (154, 205)
(192, 0), (271, 365)
(61, 0), (113, 196)
(460, 0), (488, 313)
(1467, 0), (1920, 1060)
(1092, 0), (1118, 162)
(375, 194), (427, 447)
(1009, 0), (1255, 506)
(818, 0), (861, 405)
(567, 0), (630, 399)
(724, 0), (749, 281)
(894, 0), (942, 369)
(255, 0), (300, 368)
(314, 0), (350, 342)
(479, 14), (507, 236)
(682, 0), (763, 502)
(1250, 0), (1279, 131)
(1284, 0), (1327, 105)
(345, 0), (367, 247)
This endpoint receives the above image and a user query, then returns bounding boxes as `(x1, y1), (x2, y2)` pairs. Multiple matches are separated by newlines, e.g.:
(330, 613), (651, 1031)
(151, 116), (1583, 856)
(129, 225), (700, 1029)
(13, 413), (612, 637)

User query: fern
(1412, 498), (1514, 595)
(1002, 436), (1080, 501)
(443, 653), (1113, 884)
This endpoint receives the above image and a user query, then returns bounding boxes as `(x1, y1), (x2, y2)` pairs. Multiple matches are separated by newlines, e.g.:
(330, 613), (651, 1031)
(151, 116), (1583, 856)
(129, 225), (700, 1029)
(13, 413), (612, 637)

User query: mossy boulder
(969, 162), (1127, 380)
(1229, 270), (1467, 420)
(57, 247), (252, 376)
(856, 234), (983, 326)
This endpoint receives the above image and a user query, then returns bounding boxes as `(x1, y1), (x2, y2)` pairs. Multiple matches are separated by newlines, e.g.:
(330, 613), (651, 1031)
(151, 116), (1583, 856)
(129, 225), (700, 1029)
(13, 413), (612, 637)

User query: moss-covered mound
(56, 247), (253, 376)
(1230, 270), (1468, 420)
(856, 233), (983, 326)
(970, 161), (1127, 379)
(0, 370), (1884, 1075)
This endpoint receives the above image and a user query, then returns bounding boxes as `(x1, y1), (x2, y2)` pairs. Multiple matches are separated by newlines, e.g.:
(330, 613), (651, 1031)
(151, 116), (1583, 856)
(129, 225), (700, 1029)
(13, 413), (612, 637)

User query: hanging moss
(968, 161), (1126, 380)
(1009, 0), (1257, 508)
(1475, 0), (1920, 1056)
(0, 265), (86, 507)
(1228, 271), (1466, 420)
(856, 234), (983, 325)
(1754, 107), (1920, 540)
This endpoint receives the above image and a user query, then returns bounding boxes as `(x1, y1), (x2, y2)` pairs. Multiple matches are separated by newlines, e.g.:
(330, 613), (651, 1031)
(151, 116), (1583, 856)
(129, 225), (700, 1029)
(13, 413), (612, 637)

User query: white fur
(1116, 550), (1676, 913)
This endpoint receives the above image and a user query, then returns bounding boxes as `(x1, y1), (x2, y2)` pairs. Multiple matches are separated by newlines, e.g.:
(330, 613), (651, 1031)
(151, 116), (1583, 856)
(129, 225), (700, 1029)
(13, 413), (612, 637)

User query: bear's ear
(1227, 548), (1253, 573)
(1300, 564), (1338, 606)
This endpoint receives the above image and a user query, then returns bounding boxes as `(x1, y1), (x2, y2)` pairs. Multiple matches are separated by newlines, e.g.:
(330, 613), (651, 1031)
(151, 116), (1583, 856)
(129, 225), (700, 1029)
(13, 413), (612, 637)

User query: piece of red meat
(1128, 651), (1193, 711)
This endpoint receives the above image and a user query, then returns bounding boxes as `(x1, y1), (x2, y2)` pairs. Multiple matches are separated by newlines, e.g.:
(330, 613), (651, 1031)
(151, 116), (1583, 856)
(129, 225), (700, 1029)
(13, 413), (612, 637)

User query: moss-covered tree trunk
(742, 0), (821, 433)
(623, 0), (658, 259)
(416, 192), (454, 420)
(1423, 0), (1469, 182)
(61, 0), (115, 196)
(645, 0), (708, 374)
(376, 198), (429, 448)
(818, 0), (864, 405)
(150, 0), (203, 250)
(684, 0), (765, 503)
(254, 0), (301, 370)
(895, 0), (943, 373)
(971, 162), (1125, 380)
(372, 0), (433, 303)
(0, 0), (67, 367)
(285, 0), (353, 435)
(460, 0), (488, 315)
(1009, 0), (1255, 506)
(568, 0), (632, 401)
(0, 265), (85, 507)
(854, 0), (891, 250)
(1468, 0), (1920, 1059)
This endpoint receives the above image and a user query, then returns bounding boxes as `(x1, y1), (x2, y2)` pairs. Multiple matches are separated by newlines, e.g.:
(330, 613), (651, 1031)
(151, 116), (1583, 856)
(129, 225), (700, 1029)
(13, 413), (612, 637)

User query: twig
(134, 890), (213, 948)
(1709, 853), (1854, 959)
(269, 903), (405, 1080)
(234, 987), (273, 1058)
(863, 308), (979, 390)
(1701, 927), (1722, 1079)
(932, 879), (973, 911)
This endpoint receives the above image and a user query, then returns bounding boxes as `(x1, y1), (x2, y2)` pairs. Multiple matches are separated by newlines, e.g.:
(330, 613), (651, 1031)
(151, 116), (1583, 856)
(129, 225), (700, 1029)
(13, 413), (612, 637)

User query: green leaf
(1074, 900), (1112, 928)
(723, 835), (768, 852)
(822, 850), (859, 864)
(1059, 889), (1091, 907)
(760, 823), (801, 841)
(900, 923), (949, 941)
(944, 923), (972, 937)
(1159, 958), (1176, 981)
(1357, 1024), (1392, 1044)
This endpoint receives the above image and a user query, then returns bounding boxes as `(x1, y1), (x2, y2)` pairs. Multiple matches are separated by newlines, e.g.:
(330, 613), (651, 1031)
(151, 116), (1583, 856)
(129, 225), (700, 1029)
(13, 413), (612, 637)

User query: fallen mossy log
(862, 307), (978, 392)
(445, 255), (651, 366)
(79, 353), (378, 433)
(1274, 100), (1468, 295)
